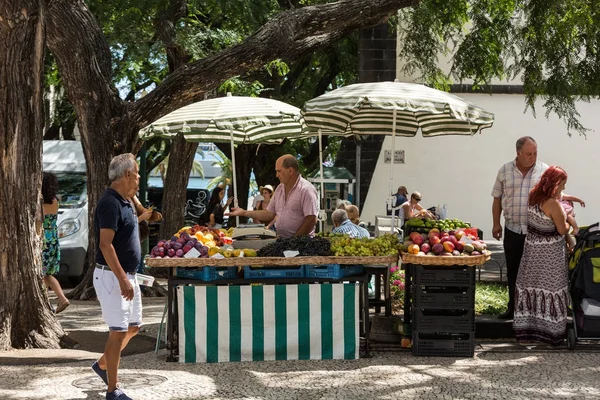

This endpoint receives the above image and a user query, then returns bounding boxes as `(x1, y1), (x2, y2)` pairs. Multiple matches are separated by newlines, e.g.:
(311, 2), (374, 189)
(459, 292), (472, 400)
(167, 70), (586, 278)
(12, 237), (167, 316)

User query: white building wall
(361, 94), (600, 239)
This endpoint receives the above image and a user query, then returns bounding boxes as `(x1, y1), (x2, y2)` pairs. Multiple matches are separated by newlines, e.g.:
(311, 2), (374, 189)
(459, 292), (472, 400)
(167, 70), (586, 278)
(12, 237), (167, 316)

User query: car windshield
(55, 172), (87, 208)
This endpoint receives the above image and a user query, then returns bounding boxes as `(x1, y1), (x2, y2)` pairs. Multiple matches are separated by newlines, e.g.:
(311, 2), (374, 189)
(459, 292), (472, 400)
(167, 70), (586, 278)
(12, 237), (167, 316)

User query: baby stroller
(567, 222), (600, 350)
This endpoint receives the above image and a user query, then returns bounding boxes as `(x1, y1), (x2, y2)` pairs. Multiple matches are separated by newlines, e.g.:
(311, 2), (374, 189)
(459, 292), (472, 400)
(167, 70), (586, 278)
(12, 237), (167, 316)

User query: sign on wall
(384, 150), (405, 164)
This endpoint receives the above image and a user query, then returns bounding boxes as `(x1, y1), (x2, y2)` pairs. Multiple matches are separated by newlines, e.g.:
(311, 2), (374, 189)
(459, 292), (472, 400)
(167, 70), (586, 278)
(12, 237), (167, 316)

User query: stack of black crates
(411, 264), (476, 357)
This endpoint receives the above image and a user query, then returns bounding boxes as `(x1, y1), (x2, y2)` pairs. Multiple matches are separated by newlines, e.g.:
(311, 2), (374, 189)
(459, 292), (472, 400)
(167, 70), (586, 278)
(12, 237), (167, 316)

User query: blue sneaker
(92, 361), (108, 385)
(106, 388), (132, 400)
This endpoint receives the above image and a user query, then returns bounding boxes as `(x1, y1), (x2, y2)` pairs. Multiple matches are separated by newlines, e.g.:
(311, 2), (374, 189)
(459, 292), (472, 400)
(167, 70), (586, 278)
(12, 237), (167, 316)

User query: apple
(429, 235), (441, 245)
(449, 235), (458, 246)
(455, 241), (465, 252)
(432, 243), (444, 255)
(412, 235), (424, 246)
(421, 243), (431, 254)
(443, 241), (455, 253)
(440, 236), (451, 244)
(455, 230), (465, 240)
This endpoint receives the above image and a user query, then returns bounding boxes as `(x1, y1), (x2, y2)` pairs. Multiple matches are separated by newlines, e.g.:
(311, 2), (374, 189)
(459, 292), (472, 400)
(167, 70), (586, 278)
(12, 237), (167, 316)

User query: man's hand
(226, 207), (246, 217)
(119, 278), (134, 301)
(492, 224), (502, 241)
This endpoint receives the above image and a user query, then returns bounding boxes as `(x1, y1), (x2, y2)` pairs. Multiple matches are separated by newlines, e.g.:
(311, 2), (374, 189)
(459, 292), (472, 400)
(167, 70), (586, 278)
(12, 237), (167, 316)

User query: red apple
(430, 235), (441, 245)
(443, 241), (455, 253)
(412, 235), (424, 246)
(421, 243), (431, 254)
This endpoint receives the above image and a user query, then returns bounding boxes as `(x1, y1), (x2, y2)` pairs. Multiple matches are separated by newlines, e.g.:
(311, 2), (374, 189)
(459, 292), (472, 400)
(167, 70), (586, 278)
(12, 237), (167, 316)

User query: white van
(42, 140), (88, 283)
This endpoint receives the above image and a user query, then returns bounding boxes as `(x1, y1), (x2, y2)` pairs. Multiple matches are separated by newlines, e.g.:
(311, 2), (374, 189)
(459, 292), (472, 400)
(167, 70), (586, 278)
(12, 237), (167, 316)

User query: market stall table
(146, 255), (397, 362)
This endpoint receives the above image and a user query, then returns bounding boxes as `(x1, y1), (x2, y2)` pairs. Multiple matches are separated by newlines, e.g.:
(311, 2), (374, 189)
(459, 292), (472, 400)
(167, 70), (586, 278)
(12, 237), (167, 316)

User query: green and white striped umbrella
(303, 81), (494, 137)
(139, 93), (306, 144)
(303, 81), (494, 231)
(139, 93), (306, 221)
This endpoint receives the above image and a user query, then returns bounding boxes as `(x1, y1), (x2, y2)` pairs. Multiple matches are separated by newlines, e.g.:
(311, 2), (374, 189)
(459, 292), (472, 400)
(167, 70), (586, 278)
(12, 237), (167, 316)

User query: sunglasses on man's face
(413, 197), (421, 201)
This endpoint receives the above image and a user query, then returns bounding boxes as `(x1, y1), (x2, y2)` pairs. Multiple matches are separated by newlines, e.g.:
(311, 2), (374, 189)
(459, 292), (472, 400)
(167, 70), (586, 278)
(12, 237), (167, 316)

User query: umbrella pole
(390, 109), (397, 233)
(230, 129), (239, 226)
(319, 129), (325, 233)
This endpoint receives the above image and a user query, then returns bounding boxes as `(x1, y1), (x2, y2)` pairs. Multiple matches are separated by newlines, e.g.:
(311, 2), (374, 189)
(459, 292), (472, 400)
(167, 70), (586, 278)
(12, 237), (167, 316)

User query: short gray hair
(108, 153), (136, 182)
(332, 208), (349, 226)
(516, 136), (536, 152)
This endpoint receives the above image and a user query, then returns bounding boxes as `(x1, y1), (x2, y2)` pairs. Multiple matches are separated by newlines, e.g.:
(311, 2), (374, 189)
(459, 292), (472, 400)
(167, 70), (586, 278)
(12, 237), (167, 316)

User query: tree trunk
(160, 134), (199, 239)
(0, 0), (65, 350)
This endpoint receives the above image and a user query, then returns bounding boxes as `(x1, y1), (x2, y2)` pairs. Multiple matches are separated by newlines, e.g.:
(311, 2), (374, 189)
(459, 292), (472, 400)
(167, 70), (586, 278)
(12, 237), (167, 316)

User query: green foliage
(398, 0), (600, 134)
(475, 282), (509, 315)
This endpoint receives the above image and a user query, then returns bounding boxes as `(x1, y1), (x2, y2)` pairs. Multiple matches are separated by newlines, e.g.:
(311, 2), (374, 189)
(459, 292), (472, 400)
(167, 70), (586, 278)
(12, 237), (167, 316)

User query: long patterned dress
(42, 213), (60, 275)
(513, 204), (568, 345)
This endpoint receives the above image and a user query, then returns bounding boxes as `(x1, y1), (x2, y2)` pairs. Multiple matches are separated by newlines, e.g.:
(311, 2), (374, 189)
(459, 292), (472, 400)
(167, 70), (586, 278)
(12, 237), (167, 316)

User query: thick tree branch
(154, 0), (190, 71)
(130, 0), (418, 129)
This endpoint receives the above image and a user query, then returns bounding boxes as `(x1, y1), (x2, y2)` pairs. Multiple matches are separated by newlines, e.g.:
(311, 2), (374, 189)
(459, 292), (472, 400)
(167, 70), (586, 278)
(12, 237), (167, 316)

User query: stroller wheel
(567, 328), (576, 351)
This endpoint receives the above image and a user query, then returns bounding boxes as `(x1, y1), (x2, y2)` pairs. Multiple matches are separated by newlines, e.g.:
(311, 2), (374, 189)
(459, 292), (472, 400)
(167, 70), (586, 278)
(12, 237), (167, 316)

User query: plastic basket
(176, 266), (238, 281)
(414, 265), (475, 286)
(243, 265), (305, 279)
(414, 285), (475, 309)
(136, 273), (155, 287)
(412, 332), (475, 357)
(412, 309), (474, 333)
(305, 264), (364, 279)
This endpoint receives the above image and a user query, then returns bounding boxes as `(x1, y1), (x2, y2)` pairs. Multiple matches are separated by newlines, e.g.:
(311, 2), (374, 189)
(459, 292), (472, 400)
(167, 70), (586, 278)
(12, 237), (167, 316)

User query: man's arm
(492, 197), (503, 240)
(294, 215), (317, 236)
(98, 228), (134, 300)
(227, 208), (275, 223)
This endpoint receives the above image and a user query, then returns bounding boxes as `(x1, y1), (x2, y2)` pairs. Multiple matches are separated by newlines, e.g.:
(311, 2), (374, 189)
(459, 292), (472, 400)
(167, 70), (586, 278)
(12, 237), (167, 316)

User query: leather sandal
(55, 300), (70, 314)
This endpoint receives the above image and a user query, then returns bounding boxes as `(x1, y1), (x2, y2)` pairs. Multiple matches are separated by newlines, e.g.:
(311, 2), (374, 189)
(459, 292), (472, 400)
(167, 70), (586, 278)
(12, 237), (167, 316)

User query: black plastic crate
(412, 332), (475, 357)
(414, 285), (475, 309)
(414, 265), (475, 286)
(412, 309), (474, 333)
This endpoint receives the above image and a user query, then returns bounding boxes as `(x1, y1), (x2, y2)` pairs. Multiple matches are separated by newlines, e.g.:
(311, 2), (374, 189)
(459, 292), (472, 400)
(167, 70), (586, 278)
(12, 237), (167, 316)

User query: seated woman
(253, 185), (274, 225)
(399, 191), (435, 226)
(199, 185), (232, 228)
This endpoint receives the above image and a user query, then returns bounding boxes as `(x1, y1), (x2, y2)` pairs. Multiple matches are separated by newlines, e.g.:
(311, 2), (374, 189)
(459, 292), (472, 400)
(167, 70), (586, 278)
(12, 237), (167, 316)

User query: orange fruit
(408, 244), (420, 254)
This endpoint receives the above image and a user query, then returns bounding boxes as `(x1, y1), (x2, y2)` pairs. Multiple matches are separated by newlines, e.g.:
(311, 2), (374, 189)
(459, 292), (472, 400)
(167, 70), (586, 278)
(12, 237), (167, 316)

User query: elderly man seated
(331, 209), (370, 238)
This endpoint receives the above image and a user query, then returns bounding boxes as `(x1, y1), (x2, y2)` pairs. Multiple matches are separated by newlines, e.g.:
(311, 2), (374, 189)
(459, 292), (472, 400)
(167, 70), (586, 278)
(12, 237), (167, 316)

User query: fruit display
(404, 217), (472, 234)
(401, 228), (488, 257)
(149, 224), (256, 258)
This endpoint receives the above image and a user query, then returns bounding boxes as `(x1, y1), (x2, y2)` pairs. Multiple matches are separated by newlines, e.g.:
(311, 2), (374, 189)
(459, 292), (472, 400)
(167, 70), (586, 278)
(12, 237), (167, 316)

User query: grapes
(329, 234), (399, 257)
(257, 236), (332, 257)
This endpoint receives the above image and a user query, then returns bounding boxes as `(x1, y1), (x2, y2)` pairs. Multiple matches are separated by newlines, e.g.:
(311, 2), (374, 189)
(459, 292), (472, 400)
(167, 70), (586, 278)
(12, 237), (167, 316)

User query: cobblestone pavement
(2, 347), (600, 399)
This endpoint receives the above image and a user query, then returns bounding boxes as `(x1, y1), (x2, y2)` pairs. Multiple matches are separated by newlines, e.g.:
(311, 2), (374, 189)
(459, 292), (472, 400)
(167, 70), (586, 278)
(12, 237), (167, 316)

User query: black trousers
(503, 227), (526, 311)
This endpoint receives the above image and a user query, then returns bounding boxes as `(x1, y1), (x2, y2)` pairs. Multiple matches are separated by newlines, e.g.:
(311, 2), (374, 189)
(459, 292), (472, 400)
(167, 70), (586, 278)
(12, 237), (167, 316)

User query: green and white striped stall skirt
(177, 283), (360, 363)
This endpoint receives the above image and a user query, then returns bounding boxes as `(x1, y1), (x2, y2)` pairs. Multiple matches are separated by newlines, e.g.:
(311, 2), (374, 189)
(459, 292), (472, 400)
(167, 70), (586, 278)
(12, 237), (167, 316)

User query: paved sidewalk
(2, 296), (600, 399)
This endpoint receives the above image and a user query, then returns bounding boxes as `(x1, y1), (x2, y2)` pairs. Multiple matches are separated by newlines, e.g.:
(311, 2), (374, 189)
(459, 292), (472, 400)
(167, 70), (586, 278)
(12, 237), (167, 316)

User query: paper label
(184, 247), (201, 258)
(283, 250), (300, 258)
(210, 252), (225, 259)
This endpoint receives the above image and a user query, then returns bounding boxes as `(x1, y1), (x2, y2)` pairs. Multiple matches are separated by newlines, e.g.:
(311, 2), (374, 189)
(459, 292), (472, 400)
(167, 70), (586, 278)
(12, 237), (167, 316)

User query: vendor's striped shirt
(491, 159), (548, 234)
(332, 219), (371, 238)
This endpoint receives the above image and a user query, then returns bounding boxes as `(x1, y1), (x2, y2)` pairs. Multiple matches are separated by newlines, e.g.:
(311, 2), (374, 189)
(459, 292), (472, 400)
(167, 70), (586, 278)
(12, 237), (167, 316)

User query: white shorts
(93, 264), (143, 331)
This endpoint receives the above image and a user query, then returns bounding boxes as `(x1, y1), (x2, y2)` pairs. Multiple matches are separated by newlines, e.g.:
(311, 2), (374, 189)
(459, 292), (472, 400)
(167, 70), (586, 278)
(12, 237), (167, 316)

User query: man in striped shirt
(332, 209), (370, 238)
(491, 136), (547, 319)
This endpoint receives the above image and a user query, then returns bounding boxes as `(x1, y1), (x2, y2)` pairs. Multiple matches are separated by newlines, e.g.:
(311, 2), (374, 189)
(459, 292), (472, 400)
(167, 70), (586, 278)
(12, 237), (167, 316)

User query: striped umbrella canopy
(303, 80), (495, 231)
(139, 93), (307, 222)
(302, 81), (494, 137)
(139, 92), (306, 144)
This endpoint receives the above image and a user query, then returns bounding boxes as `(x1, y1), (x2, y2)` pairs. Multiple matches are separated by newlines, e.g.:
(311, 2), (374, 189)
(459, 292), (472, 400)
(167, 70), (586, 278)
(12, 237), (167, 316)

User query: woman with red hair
(513, 166), (571, 346)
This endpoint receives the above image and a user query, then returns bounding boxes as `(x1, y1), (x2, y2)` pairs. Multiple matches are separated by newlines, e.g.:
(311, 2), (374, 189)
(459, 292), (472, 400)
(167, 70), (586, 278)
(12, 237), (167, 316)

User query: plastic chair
(374, 215), (402, 238)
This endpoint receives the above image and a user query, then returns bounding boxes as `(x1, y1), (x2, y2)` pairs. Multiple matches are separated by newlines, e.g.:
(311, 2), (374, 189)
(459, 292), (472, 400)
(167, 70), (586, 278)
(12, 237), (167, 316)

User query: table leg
(403, 263), (412, 325)
(166, 277), (176, 362)
(363, 275), (371, 357)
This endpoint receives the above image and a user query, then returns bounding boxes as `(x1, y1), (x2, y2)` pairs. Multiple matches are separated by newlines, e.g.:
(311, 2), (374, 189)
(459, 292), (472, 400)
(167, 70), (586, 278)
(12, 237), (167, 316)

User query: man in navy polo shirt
(91, 153), (141, 400)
